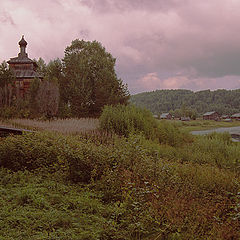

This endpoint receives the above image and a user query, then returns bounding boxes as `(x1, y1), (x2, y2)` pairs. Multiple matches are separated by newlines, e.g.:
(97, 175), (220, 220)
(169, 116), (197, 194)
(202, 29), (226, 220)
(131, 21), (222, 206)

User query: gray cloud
(81, 0), (188, 13)
(0, 0), (240, 93)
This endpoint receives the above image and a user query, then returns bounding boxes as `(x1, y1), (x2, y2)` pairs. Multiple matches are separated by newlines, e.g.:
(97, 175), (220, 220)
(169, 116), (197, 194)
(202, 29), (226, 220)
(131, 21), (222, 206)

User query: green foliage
(0, 132), (115, 183)
(35, 57), (47, 77)
(131, 89), (240, 115)
(46, 58), (63, 81)
(99, 104), (192, 146)
(99, 104), (158, 138)
(0, 101), (30, 119)
(0, 106), (18, 119)
(0, 169), (115, 240)
(61, 39), (129, 117)
(0, 61), (14, 88)
(178, 133), (240, 169)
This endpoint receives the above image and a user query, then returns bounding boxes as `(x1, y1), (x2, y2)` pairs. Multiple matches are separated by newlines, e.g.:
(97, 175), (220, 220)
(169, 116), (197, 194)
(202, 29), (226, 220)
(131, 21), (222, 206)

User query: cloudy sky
(0, 0), (240, 94)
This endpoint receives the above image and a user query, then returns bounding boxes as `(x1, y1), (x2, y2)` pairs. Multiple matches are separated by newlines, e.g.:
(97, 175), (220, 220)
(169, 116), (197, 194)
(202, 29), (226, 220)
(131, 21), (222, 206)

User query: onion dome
(18, 35), (27, 47)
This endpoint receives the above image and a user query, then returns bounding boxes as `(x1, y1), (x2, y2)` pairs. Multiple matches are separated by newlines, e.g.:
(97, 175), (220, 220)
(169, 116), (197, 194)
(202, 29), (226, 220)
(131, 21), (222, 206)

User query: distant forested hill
(131, 89), (240, 115)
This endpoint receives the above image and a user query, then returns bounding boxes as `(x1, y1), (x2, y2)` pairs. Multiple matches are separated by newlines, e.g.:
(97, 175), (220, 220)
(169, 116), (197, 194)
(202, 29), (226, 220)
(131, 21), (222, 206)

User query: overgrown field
(0, 105), (240, 239)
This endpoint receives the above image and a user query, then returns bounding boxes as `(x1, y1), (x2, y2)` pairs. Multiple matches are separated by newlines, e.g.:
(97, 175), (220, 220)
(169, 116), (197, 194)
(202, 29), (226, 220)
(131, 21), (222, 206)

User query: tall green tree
(61, 39), (129, 117)
(35, 57), (47, 77)
(46, 58), (63, 82)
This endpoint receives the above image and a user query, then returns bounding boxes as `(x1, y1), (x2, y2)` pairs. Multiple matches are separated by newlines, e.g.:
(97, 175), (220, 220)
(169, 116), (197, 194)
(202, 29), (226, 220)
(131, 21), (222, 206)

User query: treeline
(0, 39), (129, 119)
(131, 89), (240, 116)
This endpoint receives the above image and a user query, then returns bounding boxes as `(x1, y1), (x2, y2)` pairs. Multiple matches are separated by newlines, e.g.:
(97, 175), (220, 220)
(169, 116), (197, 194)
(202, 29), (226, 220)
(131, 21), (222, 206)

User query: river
(191, 126), (240, 142)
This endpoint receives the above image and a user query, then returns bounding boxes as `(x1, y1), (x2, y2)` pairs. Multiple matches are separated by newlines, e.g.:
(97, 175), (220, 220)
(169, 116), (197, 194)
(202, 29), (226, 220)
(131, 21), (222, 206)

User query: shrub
(0, 132), (114, 183)
(99, 105), (193, 146)
(0, 106), (18, 119)
(99, 104), (158, 138)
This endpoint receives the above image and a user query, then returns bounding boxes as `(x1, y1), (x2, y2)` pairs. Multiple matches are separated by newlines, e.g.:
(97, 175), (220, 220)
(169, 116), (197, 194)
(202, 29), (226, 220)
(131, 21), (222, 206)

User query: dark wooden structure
(231, 113), (240, 120)
(160, 113), (172, 120)
(7, 36), (42, 97)
(221, 115), (229, 119)
(203, 111), (219, 120)
(180, 116), (190, 121)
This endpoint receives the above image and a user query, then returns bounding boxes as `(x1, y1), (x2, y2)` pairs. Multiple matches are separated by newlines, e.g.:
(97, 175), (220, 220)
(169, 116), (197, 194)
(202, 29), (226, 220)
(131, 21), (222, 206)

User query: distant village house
(7, 36), (42, 97)
(160, 113), (172, 120)
(203, 111), (219, 120)
(180, 116), (190, 121)
(231, 113), (240, 120)
(221, 114), (229, 119)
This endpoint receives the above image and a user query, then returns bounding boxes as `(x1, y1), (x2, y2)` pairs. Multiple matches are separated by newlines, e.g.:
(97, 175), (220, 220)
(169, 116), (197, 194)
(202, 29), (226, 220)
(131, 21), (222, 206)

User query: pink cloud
(0, 0), (240, 94)
(138, 73), (191, 91)
(137, 73), (240, 93)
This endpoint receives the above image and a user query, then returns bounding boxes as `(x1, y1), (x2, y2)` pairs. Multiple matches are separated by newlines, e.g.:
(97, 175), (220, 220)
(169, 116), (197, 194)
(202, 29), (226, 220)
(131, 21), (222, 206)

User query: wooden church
(7, 36), (42, 97)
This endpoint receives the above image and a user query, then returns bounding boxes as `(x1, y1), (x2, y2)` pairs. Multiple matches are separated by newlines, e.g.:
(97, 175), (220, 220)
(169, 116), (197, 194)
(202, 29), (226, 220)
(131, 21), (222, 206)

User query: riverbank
(191, 126), (240, 142)
(174, 119), (240, 132)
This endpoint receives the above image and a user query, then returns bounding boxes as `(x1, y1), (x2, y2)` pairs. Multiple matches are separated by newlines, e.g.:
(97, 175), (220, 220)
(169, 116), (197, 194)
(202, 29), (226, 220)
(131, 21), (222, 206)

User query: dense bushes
(0, 131), (239, 195)
(99, 104), (157, 138)
(99, 104), (192, 146)
(0, 132), (113, 183)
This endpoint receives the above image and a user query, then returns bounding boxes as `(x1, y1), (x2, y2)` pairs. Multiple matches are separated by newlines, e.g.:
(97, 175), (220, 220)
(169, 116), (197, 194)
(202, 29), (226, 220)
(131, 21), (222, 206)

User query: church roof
(7, 35), (38, 67)
(7, 56), (38, 67)
(14, 69), (41, 79)
(7, 36), (42, 79)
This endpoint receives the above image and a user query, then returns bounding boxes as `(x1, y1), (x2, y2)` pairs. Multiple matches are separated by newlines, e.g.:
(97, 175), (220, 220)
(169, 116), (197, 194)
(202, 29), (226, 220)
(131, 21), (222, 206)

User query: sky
(0, 0), (240, 94)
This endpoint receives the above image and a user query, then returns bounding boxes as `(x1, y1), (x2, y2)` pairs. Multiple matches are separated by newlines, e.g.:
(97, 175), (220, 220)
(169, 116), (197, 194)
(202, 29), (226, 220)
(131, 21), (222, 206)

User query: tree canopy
(131, 89), (240, 116)
(61, 39), (129, 117)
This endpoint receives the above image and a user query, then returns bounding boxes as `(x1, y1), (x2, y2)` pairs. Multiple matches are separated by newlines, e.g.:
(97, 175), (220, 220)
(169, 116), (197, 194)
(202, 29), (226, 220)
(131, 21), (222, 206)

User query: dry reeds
(4, 118), (99, 134)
